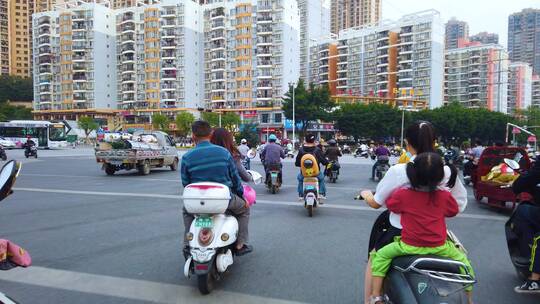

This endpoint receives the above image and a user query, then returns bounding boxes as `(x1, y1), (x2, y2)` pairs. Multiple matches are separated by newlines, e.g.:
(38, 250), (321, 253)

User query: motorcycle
(265, 163), (282, 194)
(301, 158), (321, 217)
(24, 145), (37, 159)
(342, 145), (351, 154)
(326, 161), (340, 183)
(462, 153), (475, 186)
(503, 158), (537, 280)
(285, 147), (295, 158)
(0, 146), (7, 161)
(374, 159), (390, 181)
(182, 170), (262, 294)
(355, 196), (476, 304)
(355, 148), (369, 159)
(0, 160), (29, 304)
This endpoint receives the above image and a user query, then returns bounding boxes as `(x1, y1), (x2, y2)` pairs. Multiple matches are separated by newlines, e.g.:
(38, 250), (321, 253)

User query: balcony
(162, 20), (176, 27)
(122, 84), (135, 92)
(258, 59), (272, 67)
(73, 73), (87, 82)
(257, 46), (271, 56)
(161, 40), (176, 48)
(73, 83), (86, 91)
(161, 71), (176, 80)
(73, 43), (86, 51)
(211, 41), (225, 50)
(38, 46), (51, 55)
(73, 92), (87, 101)
(211, 20), (225, 29)
(122, 75), (135, 82)
(121, 46), (135, 54)
(161, 92), (176, 100)
(39, 67), (52, 74)
(161, 83), (177, 91)
(38, 27), (50, 36)
(38, 56), (52, 65)
(257, 25), (272, 35)
(121, 24), (135, 32)
(72, 33), (86, 40)
(122, 93), (135, 102)
(121, 54), (135, 62)
(257, 81), (272, 89)
(162, 29), (176, 38)
(121, 33), (135, 42)
(73, 63), (86, 71)
(73, 52), (86, 61)
(72, 21), (85, 31)
(257, 14), (272, 23)
(37, 18), (50, 27)
(161, 9), (176, 18)
(161, 50), (175, 59)
(38, 37), (50, 45)
(257, 37), (272, 45)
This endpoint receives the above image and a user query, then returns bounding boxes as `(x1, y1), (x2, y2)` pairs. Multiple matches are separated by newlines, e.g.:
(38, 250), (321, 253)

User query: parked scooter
(326, 161), (340, 183)
(355, 195), (476, 304)
(265, 163), (282, 194)
(182, 170), (262, 294)
(0, 160), (29, 304)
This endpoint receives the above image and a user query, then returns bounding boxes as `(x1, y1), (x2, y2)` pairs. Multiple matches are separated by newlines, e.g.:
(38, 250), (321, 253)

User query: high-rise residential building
(470, 31), (499, 45)
(298, 0), (330, 85)
(311, 10), (444, 109)
(532, 75), (540, 107)
(444, 43), (509, 113)
(1, 0), (8, 74)
(507, 62), (532, 114)
(508, 8), (540, 74)
(115, 0), (202, 118)
(0, 0), (34, 77)
(445, 18), (468, 50)
(33, 1), (117, 112)
(330, 0), (381, 35)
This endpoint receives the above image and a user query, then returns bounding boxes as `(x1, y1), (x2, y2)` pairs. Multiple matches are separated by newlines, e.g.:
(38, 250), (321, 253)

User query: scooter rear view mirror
(504, 158), (520, 171)
(247, 150), (257, 159)
(0, 160), (21, 202)
(246, 170), (262, 185)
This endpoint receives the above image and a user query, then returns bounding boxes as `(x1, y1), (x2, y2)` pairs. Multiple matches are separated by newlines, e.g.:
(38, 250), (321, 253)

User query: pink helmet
(242, 184), (256, 207)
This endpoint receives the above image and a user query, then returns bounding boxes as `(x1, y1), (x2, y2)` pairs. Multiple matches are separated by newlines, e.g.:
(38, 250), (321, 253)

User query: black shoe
(235, 244), (253, 256)
(514, 280), (540, 293)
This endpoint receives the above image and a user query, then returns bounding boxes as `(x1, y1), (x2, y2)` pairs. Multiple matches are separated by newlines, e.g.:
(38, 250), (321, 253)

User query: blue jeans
(297, 171), (326, 197)
(514, 203), (540, 273)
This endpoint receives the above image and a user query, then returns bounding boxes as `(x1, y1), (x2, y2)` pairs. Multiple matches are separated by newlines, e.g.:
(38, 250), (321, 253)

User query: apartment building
(1, 0), (34, 77)
(470, 32), (498, 45)
(311, 10), (444, 109)
(1, 0), (8, 74)
(297, 0), (330, 84)
(532, 75), (540, 107)
(507, 62), (532, 114)
(116, 0), (202, 117)
(445, 18), (468, 50)
(508, 9), (540, 74)
(330, 0), (381, 35)
(308, 38), (337, 94)
(33, 2), (117, 111)
(444, 43), (509, 113)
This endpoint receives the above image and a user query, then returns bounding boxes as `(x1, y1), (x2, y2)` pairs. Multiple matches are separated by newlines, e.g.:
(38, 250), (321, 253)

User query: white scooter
(182, 170), (262, 294)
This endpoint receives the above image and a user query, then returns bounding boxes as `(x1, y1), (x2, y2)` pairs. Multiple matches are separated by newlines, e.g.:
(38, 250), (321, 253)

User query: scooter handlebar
(354, 192), (375, 200)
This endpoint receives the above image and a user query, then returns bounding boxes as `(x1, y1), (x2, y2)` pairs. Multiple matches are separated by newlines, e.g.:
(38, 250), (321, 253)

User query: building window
(274, 113), (282, 123)
(261, 113), (269, 123)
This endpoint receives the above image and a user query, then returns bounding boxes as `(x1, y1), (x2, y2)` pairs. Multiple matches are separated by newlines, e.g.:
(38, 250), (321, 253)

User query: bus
(0, 120), (68, 149)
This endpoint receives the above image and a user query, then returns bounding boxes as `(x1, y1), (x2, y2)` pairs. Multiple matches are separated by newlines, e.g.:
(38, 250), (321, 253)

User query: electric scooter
(182, 170), (262, 294)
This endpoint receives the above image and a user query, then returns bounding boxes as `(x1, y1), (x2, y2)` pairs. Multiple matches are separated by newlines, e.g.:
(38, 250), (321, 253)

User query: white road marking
(13, 187), (508, 221)
(22, 173), (361, 190)
(0, 266), (306, 304)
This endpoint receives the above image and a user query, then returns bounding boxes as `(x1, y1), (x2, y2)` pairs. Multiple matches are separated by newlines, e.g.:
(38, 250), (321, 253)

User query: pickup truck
(95, 131), (179, 176)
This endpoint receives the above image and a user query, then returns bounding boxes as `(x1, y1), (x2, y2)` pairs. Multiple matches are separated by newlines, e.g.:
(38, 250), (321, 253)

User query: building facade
(1, 0), (8, 74)
(330, 0), (381, 35)
(470, 31), (498, 45)
(444, 44), (509, 113)
(508, 8), (540, 74)
(33, 2), (117, 111)
(311, 10), (444, 109)
(0, 0), (34, 76)
(507, 62), (532, 114)
(298, 0), (330, 85)
(532, 75), (540, 107)
(445, 18), (468, 50)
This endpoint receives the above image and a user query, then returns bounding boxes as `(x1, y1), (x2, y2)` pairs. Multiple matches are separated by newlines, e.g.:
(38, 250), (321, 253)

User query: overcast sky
(382, 0), (540, 48)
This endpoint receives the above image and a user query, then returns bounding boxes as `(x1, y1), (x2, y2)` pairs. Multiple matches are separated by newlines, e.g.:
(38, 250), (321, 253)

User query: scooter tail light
(198, 228), (214, 247)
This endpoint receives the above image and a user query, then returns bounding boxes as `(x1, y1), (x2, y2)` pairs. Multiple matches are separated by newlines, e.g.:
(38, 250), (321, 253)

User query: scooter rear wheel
(197, 272), (214, 295)
(307, 205), (313, 217)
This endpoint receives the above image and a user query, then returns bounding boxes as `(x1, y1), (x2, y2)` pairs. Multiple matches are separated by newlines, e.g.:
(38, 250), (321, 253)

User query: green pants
(371, 238), (475, 291)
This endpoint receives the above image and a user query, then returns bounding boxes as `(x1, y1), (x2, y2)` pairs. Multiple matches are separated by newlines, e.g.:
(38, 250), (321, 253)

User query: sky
(382, 0), (540, 48)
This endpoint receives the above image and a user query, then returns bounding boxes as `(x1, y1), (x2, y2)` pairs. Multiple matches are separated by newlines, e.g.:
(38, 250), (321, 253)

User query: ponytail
(405, 121), (436, 154)
(445, 163), (458, 188)
(406, 152), (445, 193)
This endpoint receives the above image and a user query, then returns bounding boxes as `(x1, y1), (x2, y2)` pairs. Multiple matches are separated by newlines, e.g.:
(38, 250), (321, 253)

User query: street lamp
(289, 81), (296, 148)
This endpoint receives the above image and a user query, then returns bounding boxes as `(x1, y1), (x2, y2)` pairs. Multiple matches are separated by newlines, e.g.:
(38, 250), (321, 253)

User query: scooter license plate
(305, 185), (315, 190)
(195, 217), (213, 228)
(271, 172), (278, 178)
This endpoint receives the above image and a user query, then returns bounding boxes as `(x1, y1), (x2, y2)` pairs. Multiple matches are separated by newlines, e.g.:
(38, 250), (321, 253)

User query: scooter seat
(392, 255), (462, 274)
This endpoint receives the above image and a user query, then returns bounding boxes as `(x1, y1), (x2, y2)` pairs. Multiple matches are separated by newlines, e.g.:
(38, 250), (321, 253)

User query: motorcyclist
(511, 157), (540, 293)
(324, 139), (342, 176)
(238, 138), (251, 170)
(181, 120), (252, 257)
(260, 134), (285, 185)
(464, 140), (484, 178)
(371, 142), (390, 180)
(295, 134), (328, 200)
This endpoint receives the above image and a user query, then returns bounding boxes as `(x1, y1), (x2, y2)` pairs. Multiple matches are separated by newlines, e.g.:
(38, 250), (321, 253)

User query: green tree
(151, 113), (170, 131)
(0, 104), (32, 121)
(175, 112), (195, 138)
(0, 75), (33, 103)
(333, 103), (401, 141)
(201, 112), (220, 127)
(235, 124), (259, 147)
(221, 112), (241, 131)
(77, 116), (99, 143)
(282, 79), (335, 137)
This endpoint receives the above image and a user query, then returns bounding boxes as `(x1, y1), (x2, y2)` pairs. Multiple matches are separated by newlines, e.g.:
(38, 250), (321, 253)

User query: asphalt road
(0, 148), (538, 303)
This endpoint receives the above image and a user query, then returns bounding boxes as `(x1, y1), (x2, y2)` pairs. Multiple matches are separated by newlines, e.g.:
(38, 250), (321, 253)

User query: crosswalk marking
(0, 266), (306, 304)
